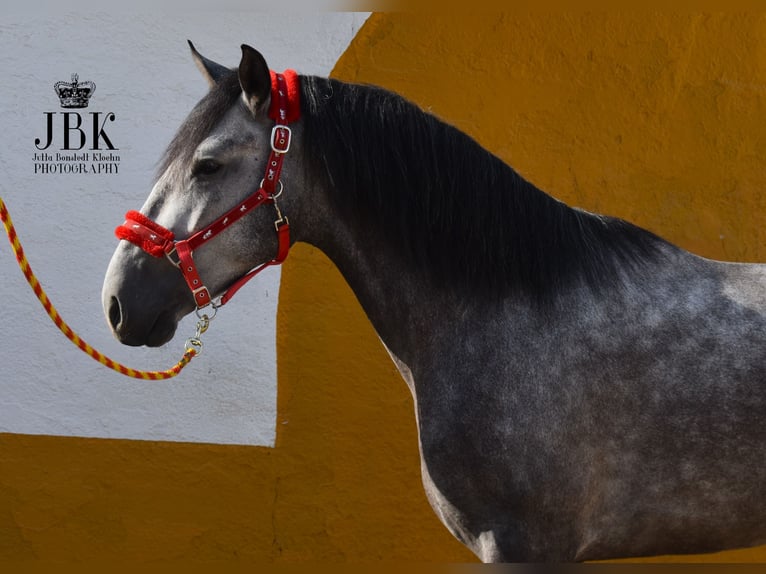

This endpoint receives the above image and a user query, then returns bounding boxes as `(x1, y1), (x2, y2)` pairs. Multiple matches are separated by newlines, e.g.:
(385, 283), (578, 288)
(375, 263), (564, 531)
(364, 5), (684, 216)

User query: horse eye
(192, 158), (222, 177)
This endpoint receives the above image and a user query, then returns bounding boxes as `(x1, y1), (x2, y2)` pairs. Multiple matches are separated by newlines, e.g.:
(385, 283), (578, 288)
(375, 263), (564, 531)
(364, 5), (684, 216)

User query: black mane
(300, 75), (670, 300)
(159, 70), (670, 301)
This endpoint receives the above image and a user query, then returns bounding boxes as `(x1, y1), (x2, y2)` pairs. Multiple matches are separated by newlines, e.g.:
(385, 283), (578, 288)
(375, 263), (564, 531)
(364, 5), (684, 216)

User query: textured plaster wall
(0, 11), (368, 445)
(1, 11), (765, 565)
(276, 12), (766, 563)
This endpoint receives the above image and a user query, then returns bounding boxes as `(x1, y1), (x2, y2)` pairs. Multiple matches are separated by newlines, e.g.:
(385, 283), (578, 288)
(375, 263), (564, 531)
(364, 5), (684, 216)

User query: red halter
(115, 70), (300, 309)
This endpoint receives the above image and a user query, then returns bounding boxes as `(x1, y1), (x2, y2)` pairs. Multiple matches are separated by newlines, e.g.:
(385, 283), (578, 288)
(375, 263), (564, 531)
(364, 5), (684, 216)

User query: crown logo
(54, 73), (96, 109)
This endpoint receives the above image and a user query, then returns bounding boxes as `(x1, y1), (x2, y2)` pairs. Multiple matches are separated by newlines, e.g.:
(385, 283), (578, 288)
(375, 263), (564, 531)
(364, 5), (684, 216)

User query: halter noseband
(115, 70), (300, 310)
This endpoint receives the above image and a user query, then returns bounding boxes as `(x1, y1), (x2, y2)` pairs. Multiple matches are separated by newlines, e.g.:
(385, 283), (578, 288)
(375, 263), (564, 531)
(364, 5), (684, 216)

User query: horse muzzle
(102, 243), (192, 347)
(106, 295), (179, 347)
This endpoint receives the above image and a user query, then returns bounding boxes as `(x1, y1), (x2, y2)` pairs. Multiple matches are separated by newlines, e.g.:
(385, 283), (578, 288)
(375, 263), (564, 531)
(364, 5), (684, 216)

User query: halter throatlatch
(115, 70), (300, 310)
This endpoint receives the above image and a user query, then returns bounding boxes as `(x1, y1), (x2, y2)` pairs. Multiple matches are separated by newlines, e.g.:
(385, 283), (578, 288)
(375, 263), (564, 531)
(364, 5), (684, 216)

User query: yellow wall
(2, 13), (765, 565)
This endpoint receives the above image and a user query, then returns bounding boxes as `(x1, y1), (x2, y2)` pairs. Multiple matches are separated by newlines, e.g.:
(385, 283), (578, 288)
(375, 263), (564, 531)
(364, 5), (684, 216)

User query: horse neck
(291, 76), (671, 365)
(298, 186), (454, 367)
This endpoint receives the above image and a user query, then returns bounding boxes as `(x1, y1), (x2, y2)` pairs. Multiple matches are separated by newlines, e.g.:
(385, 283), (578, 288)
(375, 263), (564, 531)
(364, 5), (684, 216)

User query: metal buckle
(165, 246), (180, 268)
(270, 125), (291, 153)
(192, 285), (211, 308)
(272, 196), (288, 230)
(274, 216), (289, 232)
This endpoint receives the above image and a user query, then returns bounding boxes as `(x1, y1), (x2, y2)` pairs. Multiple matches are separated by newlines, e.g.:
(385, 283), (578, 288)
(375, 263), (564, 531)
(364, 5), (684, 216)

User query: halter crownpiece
(115, 70), (300, 309)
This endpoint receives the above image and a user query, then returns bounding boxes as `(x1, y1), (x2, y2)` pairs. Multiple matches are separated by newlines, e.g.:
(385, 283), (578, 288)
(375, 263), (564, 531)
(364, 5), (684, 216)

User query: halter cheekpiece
(115, 70), (300, 310)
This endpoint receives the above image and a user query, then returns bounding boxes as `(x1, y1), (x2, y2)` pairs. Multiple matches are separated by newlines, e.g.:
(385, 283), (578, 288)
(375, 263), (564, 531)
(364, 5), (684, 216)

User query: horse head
(102, 43), (303, 347)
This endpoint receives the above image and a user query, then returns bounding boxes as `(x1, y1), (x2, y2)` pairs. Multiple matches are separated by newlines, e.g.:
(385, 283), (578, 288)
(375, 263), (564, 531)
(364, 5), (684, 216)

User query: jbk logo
(35, 112), (117, 151)
(34, 73), (118, 151)
(32, 73), (121, 175)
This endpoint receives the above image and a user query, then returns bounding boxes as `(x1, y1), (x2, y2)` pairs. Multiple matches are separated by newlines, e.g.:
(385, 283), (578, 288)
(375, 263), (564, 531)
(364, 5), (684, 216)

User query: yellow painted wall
(2, 12), (765, 565)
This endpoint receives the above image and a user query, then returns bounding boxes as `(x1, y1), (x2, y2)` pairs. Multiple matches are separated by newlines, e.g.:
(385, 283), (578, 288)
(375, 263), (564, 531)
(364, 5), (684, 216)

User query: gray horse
(102, 43), (766, 562)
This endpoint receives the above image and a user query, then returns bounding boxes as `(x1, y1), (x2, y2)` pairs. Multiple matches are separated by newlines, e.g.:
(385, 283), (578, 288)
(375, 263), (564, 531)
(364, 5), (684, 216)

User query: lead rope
(0, 195), (205, 380)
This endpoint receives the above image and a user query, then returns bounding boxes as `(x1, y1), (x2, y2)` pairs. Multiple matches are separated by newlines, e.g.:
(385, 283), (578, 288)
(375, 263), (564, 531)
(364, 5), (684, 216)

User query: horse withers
(102, 42), (766, 562)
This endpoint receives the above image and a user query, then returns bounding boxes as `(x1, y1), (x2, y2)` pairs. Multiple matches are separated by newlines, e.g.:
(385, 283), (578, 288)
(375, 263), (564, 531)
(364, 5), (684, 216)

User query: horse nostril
(108, 296), (123, 331)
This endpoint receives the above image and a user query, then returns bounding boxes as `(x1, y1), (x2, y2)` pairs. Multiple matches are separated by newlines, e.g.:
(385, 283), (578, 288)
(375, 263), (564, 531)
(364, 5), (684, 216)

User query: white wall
(0, 11), (369, 445)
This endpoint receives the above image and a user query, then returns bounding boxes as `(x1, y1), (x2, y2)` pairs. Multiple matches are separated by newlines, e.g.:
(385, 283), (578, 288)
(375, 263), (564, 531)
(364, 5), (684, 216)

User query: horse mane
(300, 75), (672, 301)
(158, 69), (671, 301)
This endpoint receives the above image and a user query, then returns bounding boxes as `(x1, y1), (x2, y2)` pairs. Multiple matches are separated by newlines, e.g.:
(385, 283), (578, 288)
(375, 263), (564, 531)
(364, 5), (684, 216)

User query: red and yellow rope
(0, 196), (197, 379)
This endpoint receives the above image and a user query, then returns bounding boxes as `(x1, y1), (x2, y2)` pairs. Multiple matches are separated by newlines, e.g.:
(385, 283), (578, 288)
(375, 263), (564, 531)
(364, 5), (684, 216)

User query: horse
(102, 42), (766, 562)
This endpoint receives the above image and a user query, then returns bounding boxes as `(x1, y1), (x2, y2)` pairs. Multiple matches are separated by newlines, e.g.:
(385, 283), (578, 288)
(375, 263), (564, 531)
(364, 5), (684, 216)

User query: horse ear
(188, 40), (230, 87)
(238, 44), (271, 116)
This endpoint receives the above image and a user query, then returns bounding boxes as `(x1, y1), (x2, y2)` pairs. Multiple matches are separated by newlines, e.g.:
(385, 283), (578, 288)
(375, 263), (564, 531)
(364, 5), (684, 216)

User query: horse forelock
(299, 75), (673, 303)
